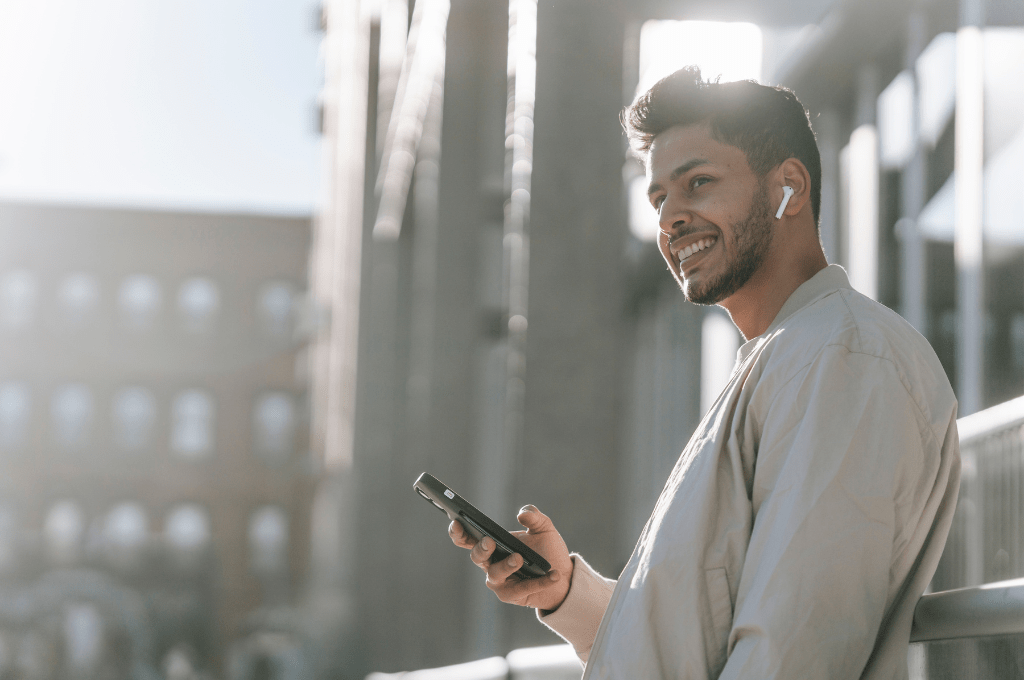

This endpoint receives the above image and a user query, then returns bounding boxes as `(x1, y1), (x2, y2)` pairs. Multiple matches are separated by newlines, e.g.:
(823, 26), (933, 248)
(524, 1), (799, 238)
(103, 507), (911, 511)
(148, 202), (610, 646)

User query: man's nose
(659, 200), (691, 237)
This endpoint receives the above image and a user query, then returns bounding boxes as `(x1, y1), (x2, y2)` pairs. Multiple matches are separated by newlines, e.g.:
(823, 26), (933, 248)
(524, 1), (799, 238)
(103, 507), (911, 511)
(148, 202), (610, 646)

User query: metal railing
(908, 394), (1024, 648)
(375, 395), (1024, 679)
(918, 395), (1024, 678)
(365, 643), (581, 680)
(911, 577), (1024, 643)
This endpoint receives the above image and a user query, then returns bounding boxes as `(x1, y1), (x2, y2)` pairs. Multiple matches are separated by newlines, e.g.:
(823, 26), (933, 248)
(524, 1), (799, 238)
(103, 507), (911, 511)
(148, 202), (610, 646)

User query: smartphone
(413, 472), (551, 579)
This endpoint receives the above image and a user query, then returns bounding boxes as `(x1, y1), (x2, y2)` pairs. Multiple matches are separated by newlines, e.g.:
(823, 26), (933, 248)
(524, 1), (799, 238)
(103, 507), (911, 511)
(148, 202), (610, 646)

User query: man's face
(647, 124), (774, 306)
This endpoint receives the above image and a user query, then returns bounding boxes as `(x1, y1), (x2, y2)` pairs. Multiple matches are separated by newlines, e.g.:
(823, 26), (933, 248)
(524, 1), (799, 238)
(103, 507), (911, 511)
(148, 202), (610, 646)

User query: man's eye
(653, 197), (665, 211)
(691, 176), (712, 190)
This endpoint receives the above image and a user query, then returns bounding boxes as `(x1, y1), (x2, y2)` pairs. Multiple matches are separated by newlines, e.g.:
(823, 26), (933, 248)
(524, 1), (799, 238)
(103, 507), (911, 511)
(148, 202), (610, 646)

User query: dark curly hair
(622, 66), (822, 227)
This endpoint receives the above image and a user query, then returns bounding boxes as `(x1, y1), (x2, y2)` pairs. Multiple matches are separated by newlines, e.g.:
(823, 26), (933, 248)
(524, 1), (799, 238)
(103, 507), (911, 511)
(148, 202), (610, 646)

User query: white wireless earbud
(775, 186), (794, 219)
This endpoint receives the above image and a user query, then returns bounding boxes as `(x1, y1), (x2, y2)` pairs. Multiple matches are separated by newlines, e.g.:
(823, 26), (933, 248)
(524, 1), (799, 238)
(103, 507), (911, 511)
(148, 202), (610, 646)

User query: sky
(0, 0), (322, 216)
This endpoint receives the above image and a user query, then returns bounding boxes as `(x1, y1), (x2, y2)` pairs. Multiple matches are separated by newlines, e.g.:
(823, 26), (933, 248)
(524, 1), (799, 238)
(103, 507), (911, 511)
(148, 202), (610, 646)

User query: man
(449, 67), (960, 679)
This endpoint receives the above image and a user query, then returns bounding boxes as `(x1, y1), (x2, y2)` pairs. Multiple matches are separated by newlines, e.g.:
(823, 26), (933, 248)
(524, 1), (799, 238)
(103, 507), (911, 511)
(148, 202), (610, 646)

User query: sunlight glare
(637, 20), (763, 97)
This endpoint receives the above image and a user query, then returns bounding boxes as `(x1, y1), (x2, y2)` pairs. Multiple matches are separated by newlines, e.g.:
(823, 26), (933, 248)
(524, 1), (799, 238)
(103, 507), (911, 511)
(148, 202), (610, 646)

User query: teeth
(679, 237), (716, 263)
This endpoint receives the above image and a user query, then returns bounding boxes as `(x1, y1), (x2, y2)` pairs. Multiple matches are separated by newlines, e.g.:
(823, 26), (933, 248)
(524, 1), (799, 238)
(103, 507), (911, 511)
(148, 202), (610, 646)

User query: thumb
(517, 504), (553, 533)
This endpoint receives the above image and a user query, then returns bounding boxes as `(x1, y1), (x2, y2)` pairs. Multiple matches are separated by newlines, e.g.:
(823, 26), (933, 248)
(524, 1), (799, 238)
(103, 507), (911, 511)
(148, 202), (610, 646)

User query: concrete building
(0, 202), (315, 677)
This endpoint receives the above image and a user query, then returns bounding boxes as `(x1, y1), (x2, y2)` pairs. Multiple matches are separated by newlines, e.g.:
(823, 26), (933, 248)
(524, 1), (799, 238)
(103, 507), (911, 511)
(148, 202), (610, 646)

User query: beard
(683, 181), (774, 306)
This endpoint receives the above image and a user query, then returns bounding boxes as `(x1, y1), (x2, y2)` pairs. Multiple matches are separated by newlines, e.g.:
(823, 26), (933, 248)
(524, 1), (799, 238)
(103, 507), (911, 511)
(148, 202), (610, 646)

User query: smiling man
(449, 67), (961, 679)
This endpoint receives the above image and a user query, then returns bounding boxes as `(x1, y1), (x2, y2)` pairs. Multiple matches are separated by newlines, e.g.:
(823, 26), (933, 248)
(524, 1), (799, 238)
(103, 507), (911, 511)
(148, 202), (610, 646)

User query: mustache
(665, 226), (721, 246)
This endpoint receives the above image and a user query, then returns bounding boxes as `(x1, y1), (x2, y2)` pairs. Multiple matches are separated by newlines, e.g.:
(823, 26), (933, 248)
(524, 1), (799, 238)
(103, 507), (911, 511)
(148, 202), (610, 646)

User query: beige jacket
(540, 265), (960, 680)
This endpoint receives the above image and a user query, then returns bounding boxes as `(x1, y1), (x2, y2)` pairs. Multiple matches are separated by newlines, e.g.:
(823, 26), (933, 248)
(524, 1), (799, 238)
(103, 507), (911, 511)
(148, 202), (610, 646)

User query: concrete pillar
(847, 64), (880, 300)
(621, 291), (702, 556)
(816, 109), (843, 265)
(347, 0), (452, 672)
(358, 0), (511, 671)
(429, 0), (509, 662)
(307, 0), (370, 674)
(955, 0), (986, 415)
(350, 227), (415, 674)
(509, 0), (628, 649)
(899, 8), (928, 334)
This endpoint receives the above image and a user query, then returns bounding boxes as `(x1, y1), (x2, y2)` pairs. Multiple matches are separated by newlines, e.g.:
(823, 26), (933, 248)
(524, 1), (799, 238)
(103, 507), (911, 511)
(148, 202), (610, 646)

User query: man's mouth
(677, 236), (717, 274)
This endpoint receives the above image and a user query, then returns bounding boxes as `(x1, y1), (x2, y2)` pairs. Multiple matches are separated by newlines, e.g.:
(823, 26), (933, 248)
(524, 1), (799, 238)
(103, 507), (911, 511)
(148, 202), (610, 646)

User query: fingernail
(481, 537), (492, 550)
(549, 571), (560, 582)
(509, 554), (520, 566)
(520, 504), (536, 514)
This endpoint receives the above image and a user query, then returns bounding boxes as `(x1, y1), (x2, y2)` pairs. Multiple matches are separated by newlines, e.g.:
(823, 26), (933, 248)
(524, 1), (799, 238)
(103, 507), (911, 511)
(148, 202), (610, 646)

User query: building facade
(0, 202), (315, 678)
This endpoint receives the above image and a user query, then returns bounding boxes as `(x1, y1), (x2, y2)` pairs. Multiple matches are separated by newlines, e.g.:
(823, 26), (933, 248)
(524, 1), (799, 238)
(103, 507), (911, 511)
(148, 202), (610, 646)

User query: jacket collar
(738, 264), (853, 361)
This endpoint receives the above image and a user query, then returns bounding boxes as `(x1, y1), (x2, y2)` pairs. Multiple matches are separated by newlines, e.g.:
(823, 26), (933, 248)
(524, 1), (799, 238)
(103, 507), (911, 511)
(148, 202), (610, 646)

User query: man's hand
(449, 505), (573, 612)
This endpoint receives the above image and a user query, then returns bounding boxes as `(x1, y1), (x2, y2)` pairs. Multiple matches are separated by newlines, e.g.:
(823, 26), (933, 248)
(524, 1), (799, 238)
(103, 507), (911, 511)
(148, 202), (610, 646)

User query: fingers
(469, 536), (496, 568)
(448, 520), (477, 549)
(517, 504), (553, 534)
(490, 569), (563, 607)
(485, 550), (525, 585)
(472, 540), (533, 589)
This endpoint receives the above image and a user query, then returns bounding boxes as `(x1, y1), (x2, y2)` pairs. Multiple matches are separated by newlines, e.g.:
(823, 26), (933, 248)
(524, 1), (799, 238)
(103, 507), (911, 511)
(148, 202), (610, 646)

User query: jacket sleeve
(719, 345), (942, 679)
(537, 554), (616, 664)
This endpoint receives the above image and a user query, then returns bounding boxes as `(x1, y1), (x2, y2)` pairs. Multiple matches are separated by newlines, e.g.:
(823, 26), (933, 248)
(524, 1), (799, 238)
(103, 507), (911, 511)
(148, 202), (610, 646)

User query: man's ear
(775, 158), (811, 218)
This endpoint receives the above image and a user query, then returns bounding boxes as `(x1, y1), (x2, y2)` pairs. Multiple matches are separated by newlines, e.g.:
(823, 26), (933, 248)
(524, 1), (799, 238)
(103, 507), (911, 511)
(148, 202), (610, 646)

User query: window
(0, 270), (37, 330)
(118, 275), (162, 330)
(0, 382), (31, 452)
(57, 273), (100, 327)
(170, 390), (214, 458)
(254, 392), (296, 465)
(163, 647), (198, 680)
(165, 504), (211, 569)
(112, 387), (156, 452)
(44, 501), (84, 564)
(177, 277), (220, 333)
(249, 506), (288, 575)
(877, 71), (915, 170)
(0, 506), (18, 572)
(258, 282), (296, 338)
(63, 603), (104, 675)
(103, 502), (148, 570)
(52, 384), (94, 450)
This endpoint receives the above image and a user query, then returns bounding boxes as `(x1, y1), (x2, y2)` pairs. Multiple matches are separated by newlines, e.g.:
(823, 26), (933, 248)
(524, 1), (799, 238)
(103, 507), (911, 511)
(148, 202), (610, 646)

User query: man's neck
(720, 250), (828, 341)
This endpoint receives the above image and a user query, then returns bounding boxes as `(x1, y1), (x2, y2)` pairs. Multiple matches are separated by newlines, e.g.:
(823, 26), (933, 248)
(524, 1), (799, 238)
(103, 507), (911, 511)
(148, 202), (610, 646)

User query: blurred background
(0, 0), (1022, 677)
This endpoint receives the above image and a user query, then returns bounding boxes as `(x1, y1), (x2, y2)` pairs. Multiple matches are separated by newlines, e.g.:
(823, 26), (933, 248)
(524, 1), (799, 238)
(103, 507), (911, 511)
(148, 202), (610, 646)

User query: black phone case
(414, 472), (551, 579)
